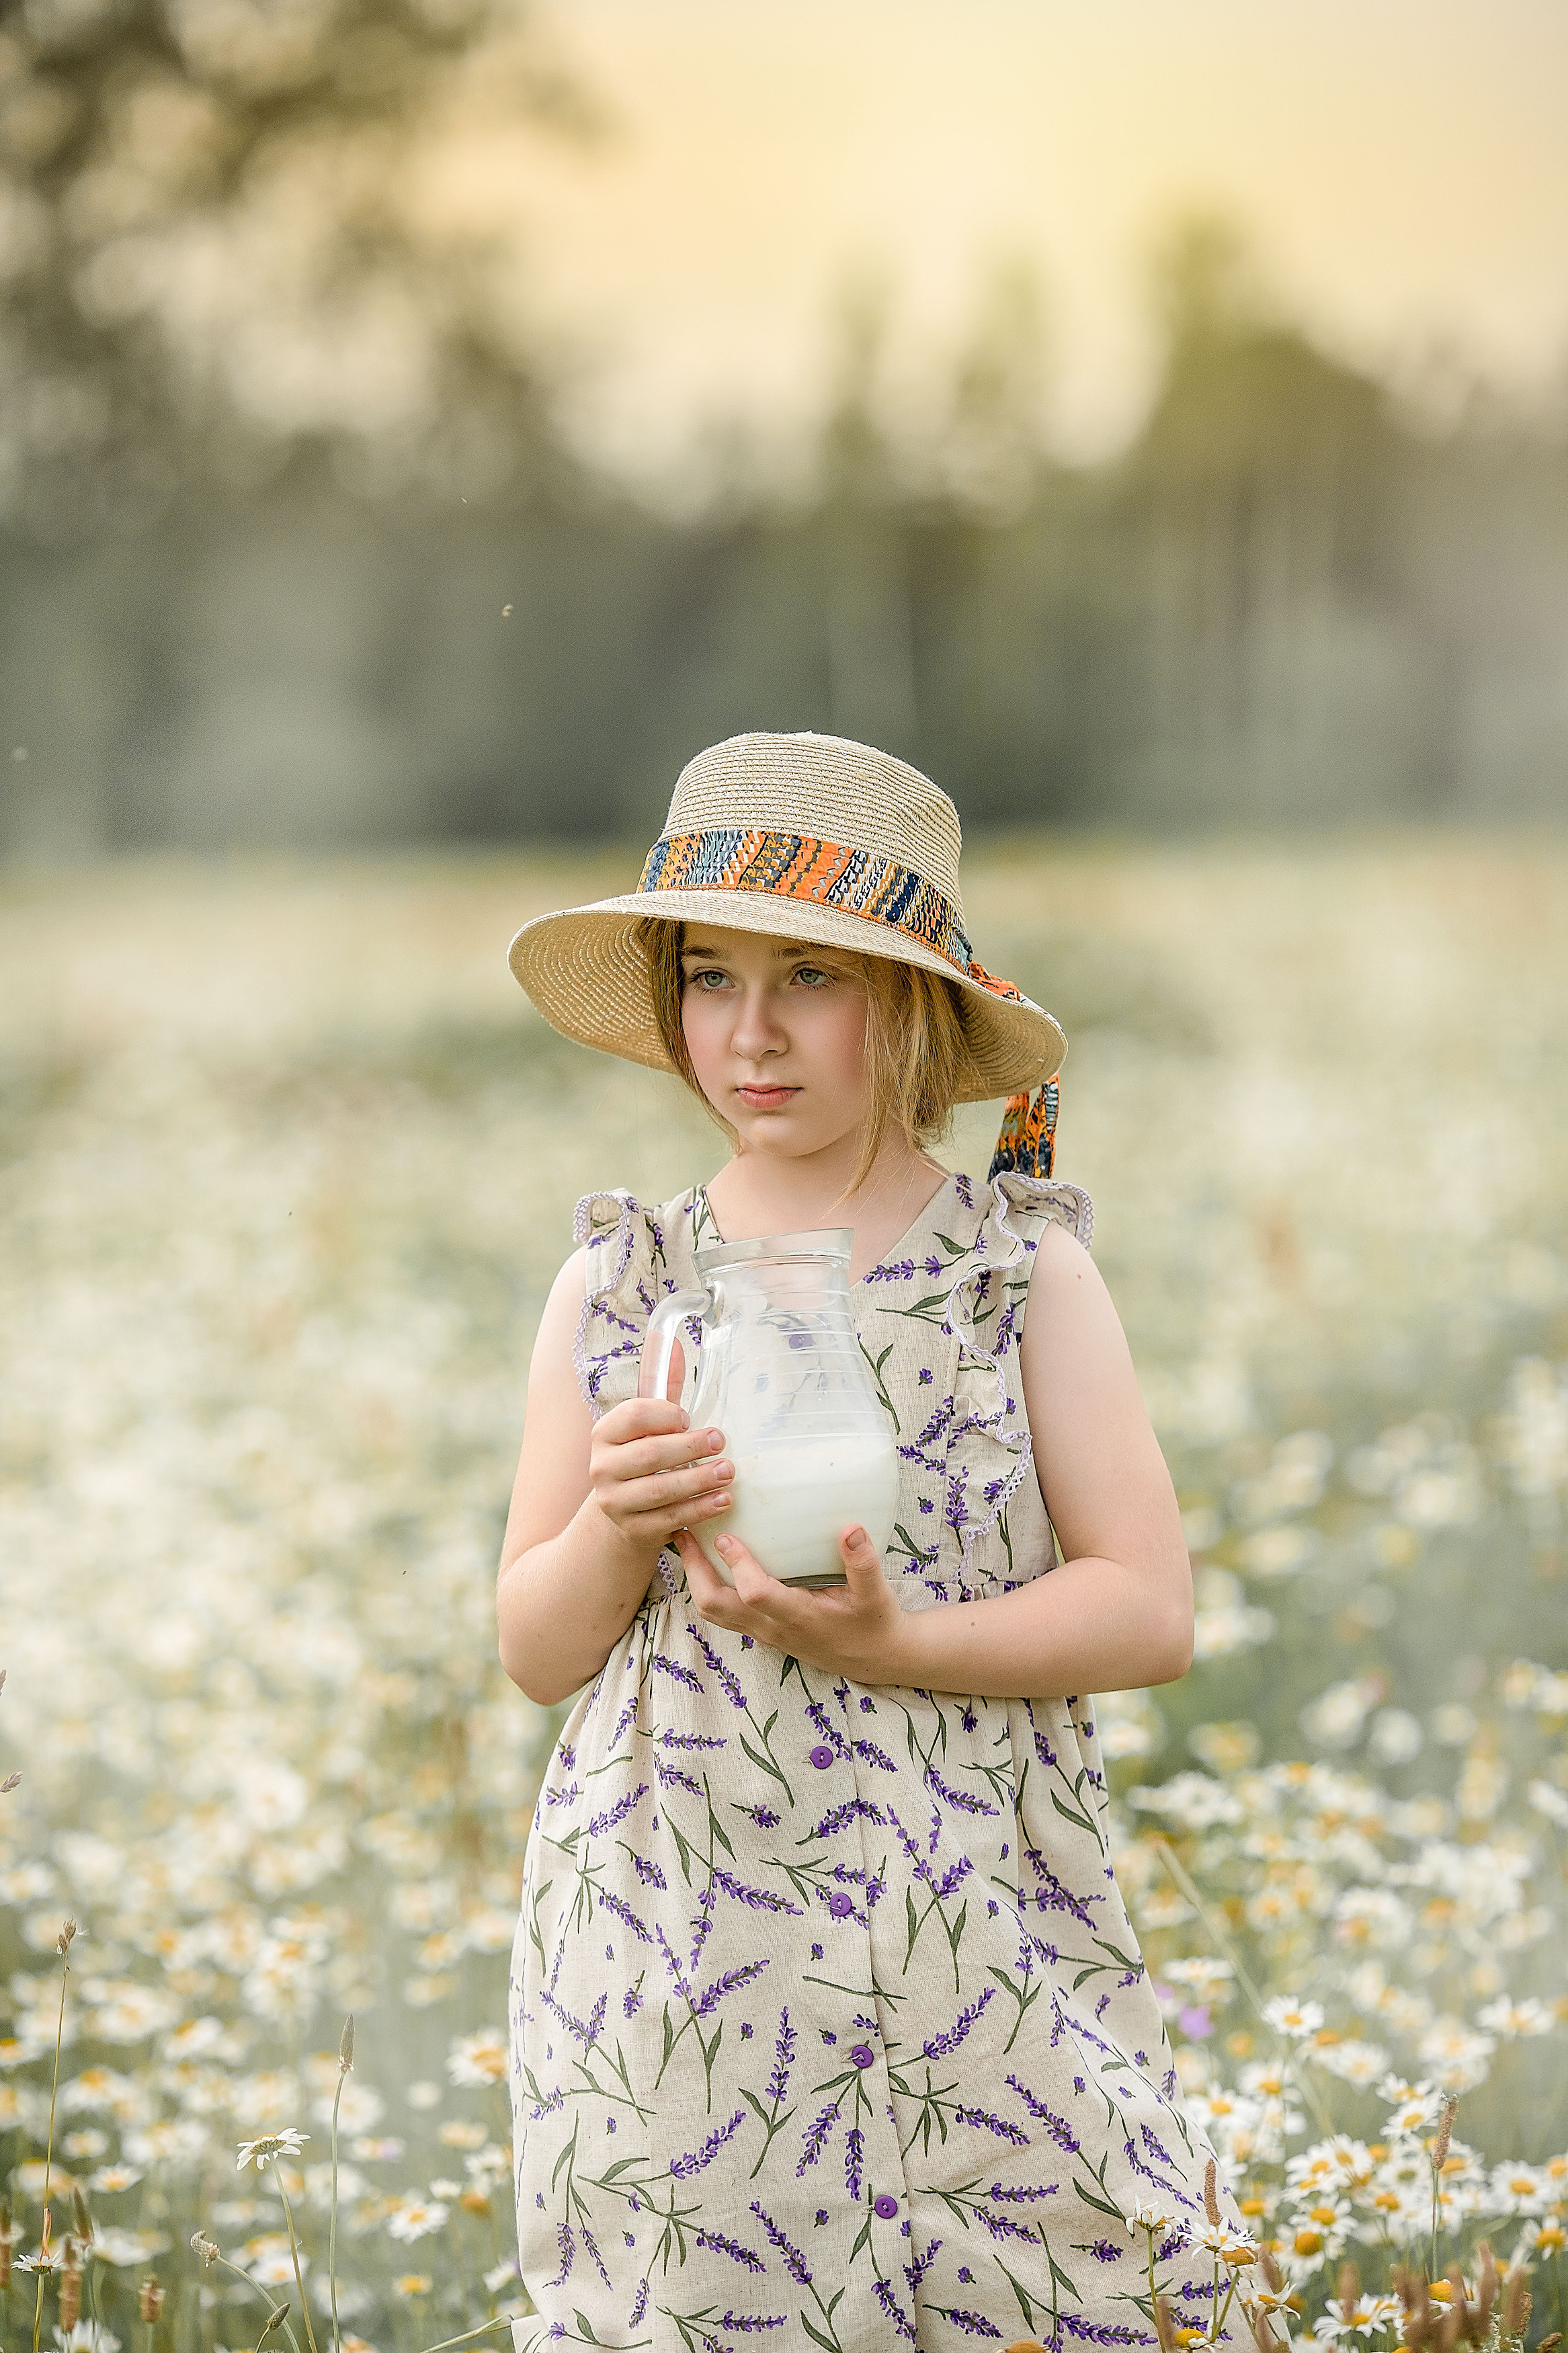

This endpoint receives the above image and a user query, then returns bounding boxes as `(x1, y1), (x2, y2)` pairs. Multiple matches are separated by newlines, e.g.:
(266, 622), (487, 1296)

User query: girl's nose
(729, 984), (788, 1060)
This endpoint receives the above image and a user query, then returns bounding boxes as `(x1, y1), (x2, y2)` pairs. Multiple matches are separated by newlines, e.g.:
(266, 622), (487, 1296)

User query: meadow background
(3, 844), (1567, 2349)
(3, 0), (1568, 2347)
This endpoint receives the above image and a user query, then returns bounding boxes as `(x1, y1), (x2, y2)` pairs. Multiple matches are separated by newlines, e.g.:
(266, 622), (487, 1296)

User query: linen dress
(508, 1169), (1227, 2353)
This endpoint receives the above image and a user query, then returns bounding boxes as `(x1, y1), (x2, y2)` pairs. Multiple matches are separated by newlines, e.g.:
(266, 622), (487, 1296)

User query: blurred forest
(3, 0), (1567, 854)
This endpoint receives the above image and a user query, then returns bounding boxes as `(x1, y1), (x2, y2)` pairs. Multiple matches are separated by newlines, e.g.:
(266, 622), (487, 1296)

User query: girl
(499, 733), (1233, 2352)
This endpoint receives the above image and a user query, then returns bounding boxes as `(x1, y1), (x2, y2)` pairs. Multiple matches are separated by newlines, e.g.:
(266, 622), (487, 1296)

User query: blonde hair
(636, 917), (969, 1195)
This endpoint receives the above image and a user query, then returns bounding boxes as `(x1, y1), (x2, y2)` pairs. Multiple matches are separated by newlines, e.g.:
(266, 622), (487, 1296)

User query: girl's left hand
(675, 1524), (913, 1684)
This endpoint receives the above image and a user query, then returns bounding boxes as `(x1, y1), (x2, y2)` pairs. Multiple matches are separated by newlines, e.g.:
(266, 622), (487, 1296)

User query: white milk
(694, 1431), (900, 1588)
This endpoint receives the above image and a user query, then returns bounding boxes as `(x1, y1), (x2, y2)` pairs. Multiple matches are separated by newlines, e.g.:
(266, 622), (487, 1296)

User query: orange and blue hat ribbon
(964, 956), (1059, 1183)
(987, 1076), (1059, 1183)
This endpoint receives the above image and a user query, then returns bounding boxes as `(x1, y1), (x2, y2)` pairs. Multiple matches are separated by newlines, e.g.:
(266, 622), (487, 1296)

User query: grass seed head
(1445, 2266), (1483, 2349)
(56, 1917), (77, 1958)
(73, 2188), (92, 2241)
(190, 2233), (220, 2268)
(259, 2304), (290, 2344)
(140, 2276), (165, 2325)
(1502, 2267), (1530, 2340)
(1, 1771), (19, 1794)
(1474, 2241), (1497, 2333)
(1395, 2266), (1434, 2351)
(1432, 2098), (1458, 2171)
(1153, 2295), (1179, 2353)
(59, 2240), (83, 2329)
(1204, 2157), (1221, 2226)
(339, 2015), (355, 2071)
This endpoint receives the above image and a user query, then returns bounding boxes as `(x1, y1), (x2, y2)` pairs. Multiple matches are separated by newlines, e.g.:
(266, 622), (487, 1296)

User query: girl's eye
(686, 967), (731, 992)
(793, 966), (832, 988)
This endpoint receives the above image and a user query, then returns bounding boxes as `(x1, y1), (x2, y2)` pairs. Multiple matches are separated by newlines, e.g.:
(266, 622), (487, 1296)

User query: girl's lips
(735, 1084), (800, 1109)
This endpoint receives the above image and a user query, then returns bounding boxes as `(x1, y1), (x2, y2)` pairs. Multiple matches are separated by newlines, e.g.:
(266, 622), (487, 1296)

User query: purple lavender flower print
(670, 2108), (747, 2178)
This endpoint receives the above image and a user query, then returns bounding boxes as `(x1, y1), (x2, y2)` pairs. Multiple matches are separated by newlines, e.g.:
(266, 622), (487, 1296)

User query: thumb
(838, 1524), (883, 1583)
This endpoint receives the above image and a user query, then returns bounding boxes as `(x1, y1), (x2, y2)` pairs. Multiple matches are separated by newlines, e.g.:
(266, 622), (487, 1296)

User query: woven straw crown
(507, 731), (1065, 1103)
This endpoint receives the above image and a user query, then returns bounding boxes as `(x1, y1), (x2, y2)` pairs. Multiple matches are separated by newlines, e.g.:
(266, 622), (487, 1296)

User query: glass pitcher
(638, 1229), (899, 1589)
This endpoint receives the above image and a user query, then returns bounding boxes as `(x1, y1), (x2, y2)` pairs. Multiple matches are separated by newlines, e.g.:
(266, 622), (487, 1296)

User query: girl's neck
(702, 1142), (950, 1284)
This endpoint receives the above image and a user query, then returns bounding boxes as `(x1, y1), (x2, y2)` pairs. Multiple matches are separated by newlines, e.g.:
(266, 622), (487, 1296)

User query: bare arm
(675, 1222), (1192, 1699)
(495, 1252), (737, 1706)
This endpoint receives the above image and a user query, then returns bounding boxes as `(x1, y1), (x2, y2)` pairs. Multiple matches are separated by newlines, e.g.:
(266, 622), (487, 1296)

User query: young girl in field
(498, 733), (1234, 2352)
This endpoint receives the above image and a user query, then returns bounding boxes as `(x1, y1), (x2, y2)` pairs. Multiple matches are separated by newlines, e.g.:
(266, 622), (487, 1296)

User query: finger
(675, 1533), (745, 1620)
(836, 1523), (885, 1589)
(600, 1396), (691, 1441)
(607, 1427), (727, 1482)
(712, 1531), (794, 1608)
(622, 1459), (734, 1517)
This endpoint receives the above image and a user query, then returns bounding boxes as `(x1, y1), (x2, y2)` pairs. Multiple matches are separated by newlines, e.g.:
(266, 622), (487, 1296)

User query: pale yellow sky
(436, 0), (1568, 480)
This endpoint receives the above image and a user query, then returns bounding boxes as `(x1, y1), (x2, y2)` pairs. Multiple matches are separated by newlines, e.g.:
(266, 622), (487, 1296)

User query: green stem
(415, 2324), (512, 2353)
(212, 2256), (304, 2353)
(328, 2071), (346, 2353)
(273, 2177), (321, 2353)
(31, 1936), (71, 2353)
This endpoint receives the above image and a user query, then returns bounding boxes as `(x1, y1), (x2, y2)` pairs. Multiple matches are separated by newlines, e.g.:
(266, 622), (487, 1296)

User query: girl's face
(679, 925), (871, 1164)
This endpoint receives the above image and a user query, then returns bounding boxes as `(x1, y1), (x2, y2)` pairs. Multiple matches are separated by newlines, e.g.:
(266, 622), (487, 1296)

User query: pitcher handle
(638, 1288), (710, 1406)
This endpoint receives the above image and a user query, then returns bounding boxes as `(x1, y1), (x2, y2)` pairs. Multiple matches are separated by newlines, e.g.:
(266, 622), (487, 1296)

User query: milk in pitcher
(692, 1429), (899, 1589)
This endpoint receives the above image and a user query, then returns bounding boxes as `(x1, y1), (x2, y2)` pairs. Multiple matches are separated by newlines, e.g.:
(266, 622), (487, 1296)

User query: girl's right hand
(587, 1398), (733, 1556)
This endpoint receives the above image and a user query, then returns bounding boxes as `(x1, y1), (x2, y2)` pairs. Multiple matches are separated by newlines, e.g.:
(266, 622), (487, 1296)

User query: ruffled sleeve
(881, 1170), (1095, 1597)
(571, 1189), (664, 1418)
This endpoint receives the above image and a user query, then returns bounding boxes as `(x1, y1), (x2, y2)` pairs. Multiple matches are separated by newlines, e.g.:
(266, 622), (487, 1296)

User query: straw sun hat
(508, 731), (1068, 1179)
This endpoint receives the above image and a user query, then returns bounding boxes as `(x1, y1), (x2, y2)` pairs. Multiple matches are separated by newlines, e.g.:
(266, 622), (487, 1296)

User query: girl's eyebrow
(680, 943), (843, 967)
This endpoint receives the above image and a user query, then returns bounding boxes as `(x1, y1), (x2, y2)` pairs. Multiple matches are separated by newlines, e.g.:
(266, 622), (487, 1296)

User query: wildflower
(1264, 1997), (1326, 2040)
(391, 2274), (432, 2297)
(445, 2029), (507, 2088)
(385, 2196), (449, 2244)
(1522, 2219), (1567, 2257)
(1126, 2200), (1180, 2236)
(235, 2129), (308, 2171)
(1313, 2295), (1402, 2339)
(1197, 2221), (1260, 2265)
(1378, 2081), (1442, 2138)
(1477, 1997), (1555, 2038)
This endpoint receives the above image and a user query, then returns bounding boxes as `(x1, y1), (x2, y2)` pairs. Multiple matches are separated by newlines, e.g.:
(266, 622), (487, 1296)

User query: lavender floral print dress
(509, 1170), (1226, 2352)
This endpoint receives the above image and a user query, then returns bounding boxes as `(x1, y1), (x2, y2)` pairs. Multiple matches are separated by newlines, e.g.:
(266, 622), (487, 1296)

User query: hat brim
(507, 889), (1066, 1103)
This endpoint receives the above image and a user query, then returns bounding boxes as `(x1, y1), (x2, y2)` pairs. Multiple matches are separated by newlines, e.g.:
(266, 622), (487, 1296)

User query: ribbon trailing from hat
(987, 1076), (1059, 1184)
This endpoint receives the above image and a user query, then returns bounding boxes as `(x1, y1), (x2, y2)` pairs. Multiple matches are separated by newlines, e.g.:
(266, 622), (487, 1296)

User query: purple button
(809, 1744), (835, 1769)
(850, 2044), (874, 2069)
(828, 1891), (853, 1917)
(874, 2194), (899, 2220)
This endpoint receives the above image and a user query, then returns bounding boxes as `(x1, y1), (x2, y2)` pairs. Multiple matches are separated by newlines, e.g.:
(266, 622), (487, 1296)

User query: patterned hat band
(507, 731), (1067, 1182)
(637, 826), (1025, 1009)
(636, 825), (1057, 1180)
